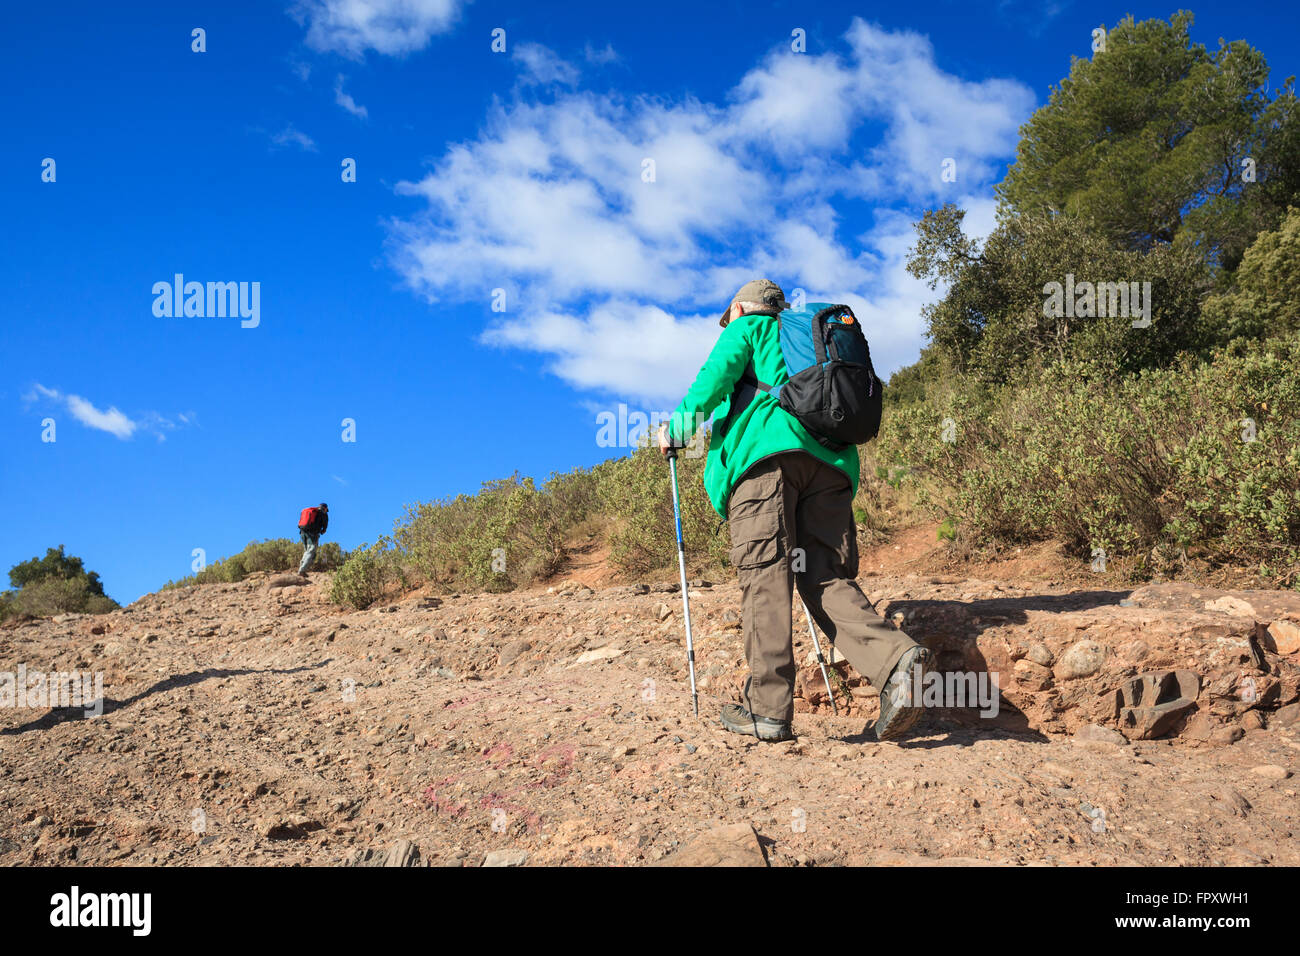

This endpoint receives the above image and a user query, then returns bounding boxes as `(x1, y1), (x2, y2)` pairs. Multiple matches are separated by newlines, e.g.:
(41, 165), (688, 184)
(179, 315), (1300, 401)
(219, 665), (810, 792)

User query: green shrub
(594, 444), (729, 576)
(2, 576), (118, 619)
(382, 434), (731, 600)
(877, 334), (1300, 582)
(544, 463), (606, 532)
(396, 473), (566, 593)
(164, 538), (346, 589)
(2, 546), (119, 619)
(1203, 207), (1300, 342)
(329, 537), (405, 609)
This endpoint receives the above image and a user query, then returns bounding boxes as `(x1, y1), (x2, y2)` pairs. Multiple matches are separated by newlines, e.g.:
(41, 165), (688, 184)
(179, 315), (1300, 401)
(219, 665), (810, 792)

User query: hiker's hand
(658, 423), (673, 458)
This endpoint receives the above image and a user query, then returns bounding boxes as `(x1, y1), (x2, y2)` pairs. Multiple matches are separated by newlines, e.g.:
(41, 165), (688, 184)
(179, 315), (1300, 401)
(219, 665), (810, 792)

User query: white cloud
(288, 56), (312, 82)
(66, 396), (137, 439)
(389, 19), (1035, 404)
(513, 43), (580, 87)
(334, 74), (369, 118)
(725, 49), (858, 152)
(486, 302), (719, 403)
(961, 195), (1000, 245)
(270, 124), (318, 151)
(843, 21), (1033, 195)
(391, 93), (768, 313)
(293, 0), (466, 58)
(583, 43), (619, 66)
(27, 386), (135, 439)
(24, 385), (192, 441)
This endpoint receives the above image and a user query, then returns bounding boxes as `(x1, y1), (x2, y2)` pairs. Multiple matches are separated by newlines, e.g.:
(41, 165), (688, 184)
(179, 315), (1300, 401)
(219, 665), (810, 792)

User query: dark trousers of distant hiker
(298, 530), (320, 574)
(728, 452), (919, 723)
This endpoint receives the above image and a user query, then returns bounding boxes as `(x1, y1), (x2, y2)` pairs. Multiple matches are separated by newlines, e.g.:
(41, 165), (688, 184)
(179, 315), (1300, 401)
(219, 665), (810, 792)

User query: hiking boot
(874, 645), (933, 741)
(720, 703), (793, 742)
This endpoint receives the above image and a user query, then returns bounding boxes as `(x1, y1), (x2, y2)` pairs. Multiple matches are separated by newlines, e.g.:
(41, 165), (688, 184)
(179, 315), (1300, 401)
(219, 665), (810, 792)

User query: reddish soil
(2, 542), (1297, 867)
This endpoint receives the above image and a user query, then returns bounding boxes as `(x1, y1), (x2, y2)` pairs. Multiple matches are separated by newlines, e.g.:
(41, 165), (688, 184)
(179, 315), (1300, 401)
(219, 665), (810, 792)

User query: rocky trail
(1, 563), (1298, 867)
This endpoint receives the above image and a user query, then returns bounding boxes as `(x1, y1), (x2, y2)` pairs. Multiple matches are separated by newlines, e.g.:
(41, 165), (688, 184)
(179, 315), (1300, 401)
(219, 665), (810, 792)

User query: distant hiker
(659, 279), (931, 742)
(297, 503), (329, 576)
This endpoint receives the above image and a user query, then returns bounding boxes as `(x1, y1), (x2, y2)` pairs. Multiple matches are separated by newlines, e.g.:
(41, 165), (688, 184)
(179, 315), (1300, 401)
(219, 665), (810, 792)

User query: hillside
(2, 546), (1298, 867)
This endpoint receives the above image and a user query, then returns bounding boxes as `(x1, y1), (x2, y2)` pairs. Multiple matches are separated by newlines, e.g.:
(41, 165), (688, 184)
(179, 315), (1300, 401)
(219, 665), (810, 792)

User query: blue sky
(3, 0), (1297, 603)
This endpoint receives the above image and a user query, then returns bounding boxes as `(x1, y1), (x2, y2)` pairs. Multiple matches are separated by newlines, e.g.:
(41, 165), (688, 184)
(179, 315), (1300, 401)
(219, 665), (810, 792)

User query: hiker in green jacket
(659, 279), (930, 742)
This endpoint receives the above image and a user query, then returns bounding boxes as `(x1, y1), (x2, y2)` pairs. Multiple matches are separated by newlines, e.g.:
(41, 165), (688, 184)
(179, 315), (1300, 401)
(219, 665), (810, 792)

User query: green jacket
(667, 311), (860, 517)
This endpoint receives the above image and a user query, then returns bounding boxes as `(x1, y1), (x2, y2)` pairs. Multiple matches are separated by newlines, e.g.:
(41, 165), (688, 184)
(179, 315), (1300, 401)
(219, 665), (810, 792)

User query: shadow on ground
(880, 589), (1132, 639)
(0, 661), (330, 736)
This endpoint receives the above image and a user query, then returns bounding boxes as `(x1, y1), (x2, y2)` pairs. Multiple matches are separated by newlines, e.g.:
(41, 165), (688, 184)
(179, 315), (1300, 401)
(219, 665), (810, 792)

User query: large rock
(346, 839), (422, 867)
(796, 665), (825, 706)
(1013, 659), (1053, 691)
(570, 646), (624, 667)
(1114, 670), (1200, 739)
(497, 639), (532, 667)
(1182, 713), (1244, 747)
(814, 580), (1300, 740)
(1259, 619), (1300, 656)
(1054, 640), (1107, 680)
(1251, 765), (1292, 780)
(1072, 723), (1128, 746)
(1025, 643), (1054, 667)
(482, 849), (529, 867)
(1205, 596), (1256, 616)
(1126, 583), (1300, 620)
(1210, 787), (1251, 818)
(655, 823), (766, 867)
(1135, 583), (1300, 656)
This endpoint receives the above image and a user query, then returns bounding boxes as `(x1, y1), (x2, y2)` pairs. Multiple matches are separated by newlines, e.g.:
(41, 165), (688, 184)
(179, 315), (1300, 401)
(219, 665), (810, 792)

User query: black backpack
(736, 302), (883, 450)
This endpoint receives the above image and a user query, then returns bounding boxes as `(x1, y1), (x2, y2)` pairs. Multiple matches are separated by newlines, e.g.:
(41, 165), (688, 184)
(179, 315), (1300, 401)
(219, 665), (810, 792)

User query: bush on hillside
(329, 537), (407, 610)
(595, 445), (730, 575)
(396, 474), (566, 593)
(876, 334), (1300, 582)
(163, 538), (346, 589)
(2, 575), (118, 620)
(0, 545), (119, 621)
(379, 437), (732, 603)
(1202, 207), (1300, 342)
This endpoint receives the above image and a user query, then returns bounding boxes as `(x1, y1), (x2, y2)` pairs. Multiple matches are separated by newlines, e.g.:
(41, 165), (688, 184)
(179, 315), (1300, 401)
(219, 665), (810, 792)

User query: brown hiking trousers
(727, 452), (918, 722)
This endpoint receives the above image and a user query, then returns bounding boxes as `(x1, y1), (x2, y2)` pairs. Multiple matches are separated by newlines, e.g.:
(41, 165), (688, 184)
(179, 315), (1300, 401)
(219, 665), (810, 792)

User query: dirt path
(1, 569), (1297, 866)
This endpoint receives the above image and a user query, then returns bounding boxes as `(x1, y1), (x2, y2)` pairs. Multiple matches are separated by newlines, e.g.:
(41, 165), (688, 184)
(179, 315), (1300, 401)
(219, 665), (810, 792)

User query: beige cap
(719, 278), (789, 327)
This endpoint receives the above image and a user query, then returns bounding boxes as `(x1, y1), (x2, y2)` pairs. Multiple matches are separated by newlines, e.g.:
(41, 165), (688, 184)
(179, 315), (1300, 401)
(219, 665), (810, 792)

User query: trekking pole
(799, 595), (838, 715)
(666, 447), (699, 717)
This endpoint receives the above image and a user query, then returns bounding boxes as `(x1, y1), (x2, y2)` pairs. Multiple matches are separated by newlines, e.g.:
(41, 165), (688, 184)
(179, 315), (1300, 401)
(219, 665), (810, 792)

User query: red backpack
(298, 506), (319, 530)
